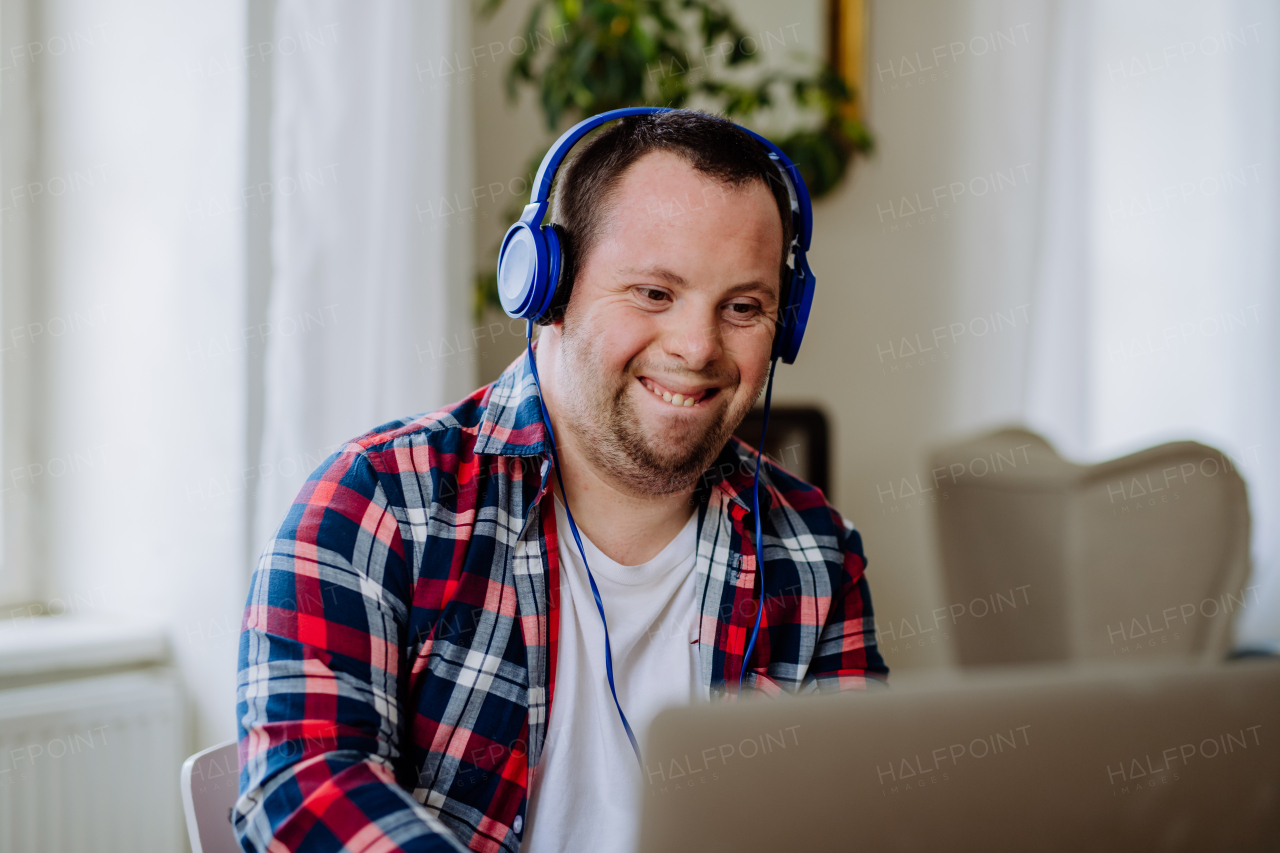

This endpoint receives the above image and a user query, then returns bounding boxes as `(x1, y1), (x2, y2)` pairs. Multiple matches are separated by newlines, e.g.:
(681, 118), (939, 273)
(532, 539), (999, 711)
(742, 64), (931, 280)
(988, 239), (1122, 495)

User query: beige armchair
(929, 428), (1252, 666)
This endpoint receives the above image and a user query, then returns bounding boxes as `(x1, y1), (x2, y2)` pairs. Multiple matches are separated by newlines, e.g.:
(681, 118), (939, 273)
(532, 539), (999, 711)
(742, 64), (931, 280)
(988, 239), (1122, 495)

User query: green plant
(475, 0), (871, 316)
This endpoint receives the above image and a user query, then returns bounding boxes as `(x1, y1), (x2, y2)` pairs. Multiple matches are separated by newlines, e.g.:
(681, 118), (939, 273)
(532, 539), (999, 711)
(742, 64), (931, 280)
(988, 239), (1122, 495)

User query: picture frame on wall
(828, 0), (868, 118)
(733, 407), (832, 499)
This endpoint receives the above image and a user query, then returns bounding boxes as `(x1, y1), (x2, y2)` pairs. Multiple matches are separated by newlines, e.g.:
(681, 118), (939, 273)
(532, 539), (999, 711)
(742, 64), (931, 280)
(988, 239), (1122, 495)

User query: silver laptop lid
(639, 660), (1280, 852)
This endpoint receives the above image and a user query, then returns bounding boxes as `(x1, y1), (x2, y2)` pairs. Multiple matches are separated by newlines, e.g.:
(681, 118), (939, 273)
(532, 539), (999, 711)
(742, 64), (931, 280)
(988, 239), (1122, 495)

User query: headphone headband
(524, 107), (812, 252)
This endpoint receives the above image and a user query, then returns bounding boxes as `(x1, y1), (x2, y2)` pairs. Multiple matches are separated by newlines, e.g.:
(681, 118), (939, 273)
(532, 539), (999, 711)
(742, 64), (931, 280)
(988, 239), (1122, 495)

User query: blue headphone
(497, 106), (816, 364)
(502, 108), (812, 770)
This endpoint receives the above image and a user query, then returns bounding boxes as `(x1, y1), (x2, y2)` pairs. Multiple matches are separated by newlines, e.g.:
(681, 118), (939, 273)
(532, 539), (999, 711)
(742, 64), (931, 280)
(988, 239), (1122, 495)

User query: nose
(661, 301), (723, 372)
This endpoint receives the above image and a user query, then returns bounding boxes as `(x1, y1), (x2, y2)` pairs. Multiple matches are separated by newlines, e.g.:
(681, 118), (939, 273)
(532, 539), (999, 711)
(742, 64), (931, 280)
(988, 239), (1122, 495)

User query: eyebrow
(616, 266), (779, 305)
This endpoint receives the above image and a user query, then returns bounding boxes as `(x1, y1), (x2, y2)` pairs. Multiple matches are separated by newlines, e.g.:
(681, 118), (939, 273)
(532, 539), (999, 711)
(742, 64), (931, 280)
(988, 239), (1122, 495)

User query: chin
(633, 401), (737, 476)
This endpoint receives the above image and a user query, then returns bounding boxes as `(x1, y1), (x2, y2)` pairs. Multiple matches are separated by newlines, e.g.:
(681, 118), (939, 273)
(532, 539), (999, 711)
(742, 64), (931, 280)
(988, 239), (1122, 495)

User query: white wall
(807, 2), (1056, 669)
(471, 0), (551, 378)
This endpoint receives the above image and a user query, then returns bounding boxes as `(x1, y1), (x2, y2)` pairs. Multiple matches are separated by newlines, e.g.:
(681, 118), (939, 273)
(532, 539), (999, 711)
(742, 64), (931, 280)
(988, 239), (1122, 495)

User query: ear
(539, 315), (565, 338)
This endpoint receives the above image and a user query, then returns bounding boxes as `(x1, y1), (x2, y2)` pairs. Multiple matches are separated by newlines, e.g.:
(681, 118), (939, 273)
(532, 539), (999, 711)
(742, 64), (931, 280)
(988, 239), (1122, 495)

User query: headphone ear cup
(532, 223), (565, 323)
(775, 253), (815, 364)
(772, 265), (793, 361)
(497, 221), (551, 320)
(522, 222), (563, 322)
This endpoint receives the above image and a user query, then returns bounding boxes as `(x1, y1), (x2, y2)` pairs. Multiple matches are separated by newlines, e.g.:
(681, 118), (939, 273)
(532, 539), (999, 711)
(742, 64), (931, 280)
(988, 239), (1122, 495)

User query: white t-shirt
(520, 497), (705, 853)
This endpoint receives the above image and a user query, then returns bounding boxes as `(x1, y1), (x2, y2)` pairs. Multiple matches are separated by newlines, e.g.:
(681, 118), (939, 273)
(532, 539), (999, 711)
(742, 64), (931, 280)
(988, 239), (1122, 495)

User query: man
(235, 110), (887, 853)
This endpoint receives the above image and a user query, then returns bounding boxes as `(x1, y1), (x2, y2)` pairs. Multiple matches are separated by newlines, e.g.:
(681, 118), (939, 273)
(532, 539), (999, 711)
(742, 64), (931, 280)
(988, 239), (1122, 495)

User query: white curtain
(1020, 0), (1280, 642)
(37, 0), (252, 749)
(254, 0), (475, 552)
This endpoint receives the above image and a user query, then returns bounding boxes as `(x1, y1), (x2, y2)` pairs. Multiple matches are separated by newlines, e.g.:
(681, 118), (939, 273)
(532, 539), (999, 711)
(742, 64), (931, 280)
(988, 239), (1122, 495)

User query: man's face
(554, 150), (784, 495)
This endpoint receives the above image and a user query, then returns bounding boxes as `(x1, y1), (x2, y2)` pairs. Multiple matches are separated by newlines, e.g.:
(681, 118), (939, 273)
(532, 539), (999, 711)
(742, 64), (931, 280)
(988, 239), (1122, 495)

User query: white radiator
(0, 669), (187, 853)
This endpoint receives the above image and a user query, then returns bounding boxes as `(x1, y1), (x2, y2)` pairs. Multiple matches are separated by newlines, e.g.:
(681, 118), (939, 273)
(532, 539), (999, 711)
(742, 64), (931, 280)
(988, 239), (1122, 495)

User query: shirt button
(513, 815), (524, 833)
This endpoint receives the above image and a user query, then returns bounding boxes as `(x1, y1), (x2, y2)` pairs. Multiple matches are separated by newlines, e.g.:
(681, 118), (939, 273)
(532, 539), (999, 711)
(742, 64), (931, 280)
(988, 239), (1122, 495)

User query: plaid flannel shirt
(235, 347), (887, 853)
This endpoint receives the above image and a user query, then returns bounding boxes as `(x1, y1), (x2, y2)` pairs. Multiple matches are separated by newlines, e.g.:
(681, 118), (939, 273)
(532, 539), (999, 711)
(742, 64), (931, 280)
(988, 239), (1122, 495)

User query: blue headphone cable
(738, 357), (777, 696)
(524, 321), (776, 770)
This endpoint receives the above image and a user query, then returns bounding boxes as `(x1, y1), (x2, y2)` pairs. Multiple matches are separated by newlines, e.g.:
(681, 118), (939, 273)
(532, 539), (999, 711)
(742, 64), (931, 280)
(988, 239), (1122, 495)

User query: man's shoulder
(719, 435), (862, 555)
(345, 385), (492, 458)
(705, 437), (869, 605)
(312, 376), (522, 496)
(720, 436), (838, 515)
(337, 353), (547, 469)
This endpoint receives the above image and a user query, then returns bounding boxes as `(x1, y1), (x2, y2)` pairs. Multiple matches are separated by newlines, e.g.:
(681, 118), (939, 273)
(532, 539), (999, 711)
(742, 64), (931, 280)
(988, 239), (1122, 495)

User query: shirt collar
(472, 343), (553, 458)
(694, 437), (776, 517)
(473, 342), (772, 516)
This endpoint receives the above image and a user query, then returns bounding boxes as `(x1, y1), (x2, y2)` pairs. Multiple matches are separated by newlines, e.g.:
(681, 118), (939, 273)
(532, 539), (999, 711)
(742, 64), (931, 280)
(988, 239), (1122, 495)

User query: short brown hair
(542, 109), (795, 325)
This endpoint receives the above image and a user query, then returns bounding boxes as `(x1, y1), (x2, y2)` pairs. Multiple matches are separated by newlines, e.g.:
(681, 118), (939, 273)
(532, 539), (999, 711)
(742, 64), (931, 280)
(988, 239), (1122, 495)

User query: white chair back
(930, 428), (1252, 665)
(180, 739), (240, 853)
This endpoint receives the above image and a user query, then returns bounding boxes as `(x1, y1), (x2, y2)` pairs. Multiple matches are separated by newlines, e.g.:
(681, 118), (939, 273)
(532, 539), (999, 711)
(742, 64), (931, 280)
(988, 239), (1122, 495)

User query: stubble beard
(555, 320), (766, 496)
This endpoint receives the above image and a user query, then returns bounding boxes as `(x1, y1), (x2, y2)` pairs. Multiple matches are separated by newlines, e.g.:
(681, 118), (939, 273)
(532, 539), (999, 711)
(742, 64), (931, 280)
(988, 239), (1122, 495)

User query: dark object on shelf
(732, 406), (831, 498)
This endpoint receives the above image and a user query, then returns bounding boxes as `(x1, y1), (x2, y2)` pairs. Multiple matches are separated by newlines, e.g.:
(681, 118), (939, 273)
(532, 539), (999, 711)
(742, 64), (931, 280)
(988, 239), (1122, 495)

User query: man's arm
(235, 448), (466, 852)
(804, 516), (889, 690)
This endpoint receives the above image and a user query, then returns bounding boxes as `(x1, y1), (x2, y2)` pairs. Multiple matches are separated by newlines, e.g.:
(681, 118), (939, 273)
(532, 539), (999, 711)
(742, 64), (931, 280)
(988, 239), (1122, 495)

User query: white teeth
(642, 378), (704, 407)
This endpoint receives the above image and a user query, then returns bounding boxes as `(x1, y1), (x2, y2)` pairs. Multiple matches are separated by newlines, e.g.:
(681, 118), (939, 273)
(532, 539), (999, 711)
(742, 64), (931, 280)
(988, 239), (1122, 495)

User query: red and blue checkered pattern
(235, 349), (887, 852)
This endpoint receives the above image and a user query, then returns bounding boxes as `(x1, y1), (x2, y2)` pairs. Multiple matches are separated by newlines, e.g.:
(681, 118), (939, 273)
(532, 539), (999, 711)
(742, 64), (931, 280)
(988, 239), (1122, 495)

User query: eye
(637, 287), (671, 304)
(724, 301), (761, 320)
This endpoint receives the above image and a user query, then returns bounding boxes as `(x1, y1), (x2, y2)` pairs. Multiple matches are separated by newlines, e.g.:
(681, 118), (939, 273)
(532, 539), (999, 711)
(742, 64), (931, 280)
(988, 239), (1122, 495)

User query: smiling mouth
(638, 376), (719, 408)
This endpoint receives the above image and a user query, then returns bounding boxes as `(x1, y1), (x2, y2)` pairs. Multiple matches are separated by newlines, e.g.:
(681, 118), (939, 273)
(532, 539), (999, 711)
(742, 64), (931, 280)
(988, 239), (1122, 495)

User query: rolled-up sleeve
(235, 448), (466, 852)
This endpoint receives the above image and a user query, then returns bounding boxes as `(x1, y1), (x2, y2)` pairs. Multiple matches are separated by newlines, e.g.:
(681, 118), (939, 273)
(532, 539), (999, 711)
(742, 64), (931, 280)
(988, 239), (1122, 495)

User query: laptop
(638, 660), (1280, 852)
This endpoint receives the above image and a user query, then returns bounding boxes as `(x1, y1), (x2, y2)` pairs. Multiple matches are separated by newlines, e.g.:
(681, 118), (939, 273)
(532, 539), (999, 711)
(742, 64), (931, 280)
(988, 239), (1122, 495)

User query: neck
(533, 328), (697, 566)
